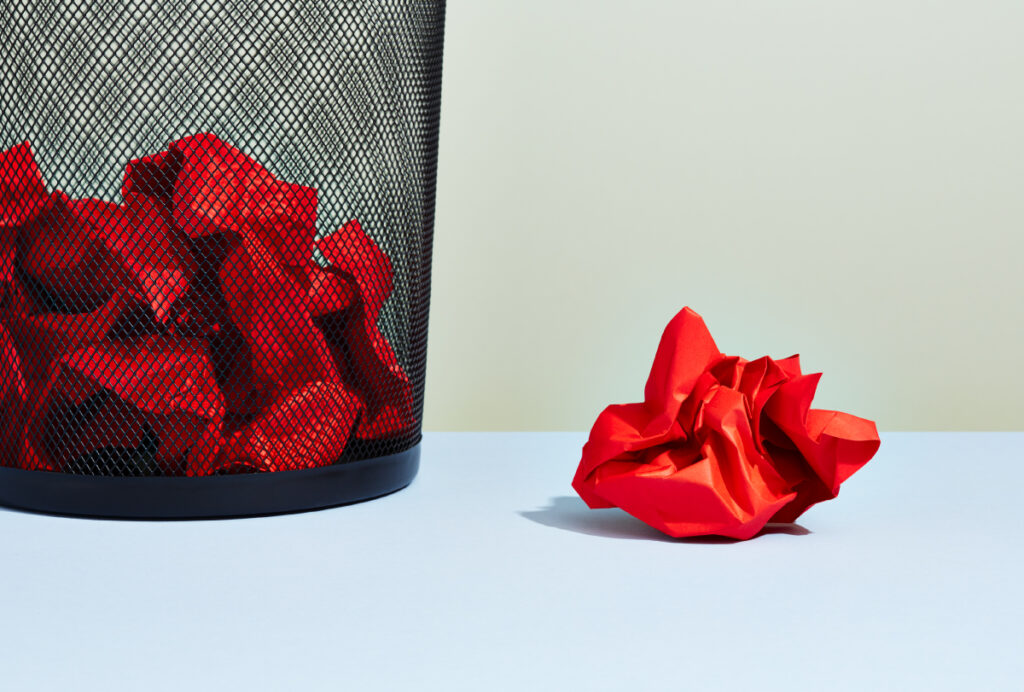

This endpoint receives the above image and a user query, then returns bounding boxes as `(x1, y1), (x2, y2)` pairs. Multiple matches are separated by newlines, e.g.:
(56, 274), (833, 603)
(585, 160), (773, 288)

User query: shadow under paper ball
(519, 496), (811, 543)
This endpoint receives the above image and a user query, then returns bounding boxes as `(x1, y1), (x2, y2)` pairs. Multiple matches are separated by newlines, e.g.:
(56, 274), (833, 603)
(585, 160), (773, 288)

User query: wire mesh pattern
(0, 1), (444, 477)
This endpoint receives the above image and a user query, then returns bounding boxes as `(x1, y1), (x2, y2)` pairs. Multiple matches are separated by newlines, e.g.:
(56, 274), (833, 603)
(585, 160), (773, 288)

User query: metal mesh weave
(0, 1), (444, 476)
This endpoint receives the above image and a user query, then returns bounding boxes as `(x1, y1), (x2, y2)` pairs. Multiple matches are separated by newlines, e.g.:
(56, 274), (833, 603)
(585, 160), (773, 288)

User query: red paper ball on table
(573, 307), (880, 540)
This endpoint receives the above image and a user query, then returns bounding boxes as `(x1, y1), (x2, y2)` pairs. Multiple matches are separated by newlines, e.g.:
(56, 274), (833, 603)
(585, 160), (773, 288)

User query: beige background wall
(424, 0), (1023, 432)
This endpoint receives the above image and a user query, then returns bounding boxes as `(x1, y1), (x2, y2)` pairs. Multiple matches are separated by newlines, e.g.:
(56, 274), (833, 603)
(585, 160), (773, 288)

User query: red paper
(122, 148), (182, 203)
(1, 142), (50, 285)
(8, 286), (136, 382)
(72, 194), (195, 322)
(220, 231), (339, 393)
(0, 321), (27, 468)
(573, 307), (880, 540)
(44, 391), (151, 473)
(316, 226), (414, 438)
(19, 192), (125, 312)
(1, 135), (414, 475)
(59, 335), (225, 473)
(318, 220), (393, 323)
(304, 263), (357, 318)
(171, 132), (277, 238)
(218, 379), (361, 473)
(1, 141), (49, 229)
(346, 320), (415, 440)
(169, 133), (317, 257)
(244, 178), (318, 268)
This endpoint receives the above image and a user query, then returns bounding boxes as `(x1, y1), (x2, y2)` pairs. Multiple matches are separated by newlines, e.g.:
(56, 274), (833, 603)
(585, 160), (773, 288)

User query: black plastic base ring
(0, 444), (419, 519)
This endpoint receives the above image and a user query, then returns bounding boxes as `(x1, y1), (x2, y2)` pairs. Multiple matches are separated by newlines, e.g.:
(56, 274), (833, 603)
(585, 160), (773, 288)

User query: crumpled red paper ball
(0, 136), (415, 476)
(573, 307), (880, 540)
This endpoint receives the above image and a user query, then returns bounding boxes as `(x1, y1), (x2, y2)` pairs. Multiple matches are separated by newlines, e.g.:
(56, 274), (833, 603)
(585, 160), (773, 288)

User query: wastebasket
(0, 0), (445, 517)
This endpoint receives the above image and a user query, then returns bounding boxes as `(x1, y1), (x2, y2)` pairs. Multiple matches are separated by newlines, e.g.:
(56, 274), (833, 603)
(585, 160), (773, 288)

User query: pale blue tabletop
(1, 432), (1021, 691)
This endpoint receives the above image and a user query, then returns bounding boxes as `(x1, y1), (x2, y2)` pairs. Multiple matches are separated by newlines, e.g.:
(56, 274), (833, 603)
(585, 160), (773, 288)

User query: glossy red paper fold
(573, 307), (880, 540)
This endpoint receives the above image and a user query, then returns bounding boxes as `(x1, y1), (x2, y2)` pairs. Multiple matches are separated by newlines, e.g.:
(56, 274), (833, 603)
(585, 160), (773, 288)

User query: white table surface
(1, 432), (1021, 691)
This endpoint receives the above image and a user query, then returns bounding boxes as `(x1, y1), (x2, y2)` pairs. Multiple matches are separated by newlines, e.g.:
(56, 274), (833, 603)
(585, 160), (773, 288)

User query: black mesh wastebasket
(0, 1), (445, 517)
